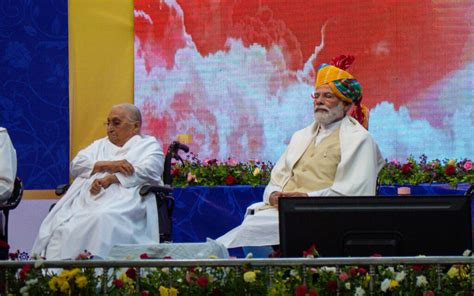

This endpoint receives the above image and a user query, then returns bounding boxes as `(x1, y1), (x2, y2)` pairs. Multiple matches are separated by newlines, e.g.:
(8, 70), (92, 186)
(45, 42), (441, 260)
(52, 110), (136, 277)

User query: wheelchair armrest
(55, 183), (71, 196)
(139, 185), (173, 197)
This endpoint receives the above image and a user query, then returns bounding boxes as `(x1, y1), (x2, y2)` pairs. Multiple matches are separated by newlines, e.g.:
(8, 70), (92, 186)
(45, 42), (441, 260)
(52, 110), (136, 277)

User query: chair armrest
(139, 185), (173, 197)
(55, 183), (71, 196)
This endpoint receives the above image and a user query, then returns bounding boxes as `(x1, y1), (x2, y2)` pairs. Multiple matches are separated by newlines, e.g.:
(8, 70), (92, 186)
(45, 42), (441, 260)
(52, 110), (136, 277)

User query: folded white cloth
(108, 238), (229, 259)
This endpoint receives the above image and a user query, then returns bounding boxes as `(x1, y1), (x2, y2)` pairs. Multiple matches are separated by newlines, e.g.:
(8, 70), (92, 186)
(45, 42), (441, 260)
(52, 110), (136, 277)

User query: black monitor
(279, 196), (472, 257)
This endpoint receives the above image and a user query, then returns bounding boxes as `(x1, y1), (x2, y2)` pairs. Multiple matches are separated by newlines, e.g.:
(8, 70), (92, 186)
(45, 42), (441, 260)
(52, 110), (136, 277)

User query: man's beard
(314, 102), (345, 126)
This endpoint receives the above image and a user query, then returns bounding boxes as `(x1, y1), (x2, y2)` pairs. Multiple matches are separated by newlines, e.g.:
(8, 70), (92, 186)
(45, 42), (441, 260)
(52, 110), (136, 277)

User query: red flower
(19, 264), (31, 281)
(295, 284), (307, 296)
(171, 168), (180, 176)
(163, 256), (172, 259)
(224, 175), (235, 185)
(261, 164), (267, 170)
(358, 267), (367, 274)
(444, 165), (456, 175)
(139, 253), (150, 259)
(197, 275), (209, 287)
(211, 288), (223, 296)
(412, 264), (422, 272)
(140, 291), (150, 296)
(401, 163), (413, 174)
(424, 291), (435, 296)
(327, 280), (337, 292)
(113, 279), (124, 288)
(349, 267), (358, 276)
(309, 289), (318, 296)
(126, 268), (137, 280)
(303, 243), (319, 257)
(9, 252), (18, 260)
(371, 253), (382, 257)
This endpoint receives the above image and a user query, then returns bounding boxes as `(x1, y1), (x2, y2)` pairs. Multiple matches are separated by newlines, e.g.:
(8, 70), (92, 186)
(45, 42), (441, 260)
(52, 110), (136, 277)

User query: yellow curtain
(69, 0), (134, 159)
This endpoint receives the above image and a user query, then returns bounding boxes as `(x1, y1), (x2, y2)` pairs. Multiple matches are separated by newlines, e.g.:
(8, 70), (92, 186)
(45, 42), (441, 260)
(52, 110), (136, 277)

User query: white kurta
(0, 128), (17, 202)
(31, 135), (164, 259)
(217, 116), (385, 248)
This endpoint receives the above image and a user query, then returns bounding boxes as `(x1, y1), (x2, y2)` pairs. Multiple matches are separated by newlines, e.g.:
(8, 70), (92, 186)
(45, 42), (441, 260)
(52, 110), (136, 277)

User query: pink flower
(391, 159), (400, 165)
(464, 161), (472, 171)
(339, 272), (349, 281)
(227, 158), (238, 166)
(187, 172), (196, 182)
(424, 291), (435, 296)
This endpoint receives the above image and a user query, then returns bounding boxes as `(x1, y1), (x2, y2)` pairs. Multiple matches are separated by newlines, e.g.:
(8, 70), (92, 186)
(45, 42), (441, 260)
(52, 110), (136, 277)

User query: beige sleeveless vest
(283, 128), (341, 193)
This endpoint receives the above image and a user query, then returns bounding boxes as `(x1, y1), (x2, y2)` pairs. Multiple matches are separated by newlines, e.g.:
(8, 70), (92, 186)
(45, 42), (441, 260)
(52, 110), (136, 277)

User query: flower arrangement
(4, 250), (472, 295)
(171, 153), (273, 187)
(377, 155), (473, 187)
(171, 153), (472, 188)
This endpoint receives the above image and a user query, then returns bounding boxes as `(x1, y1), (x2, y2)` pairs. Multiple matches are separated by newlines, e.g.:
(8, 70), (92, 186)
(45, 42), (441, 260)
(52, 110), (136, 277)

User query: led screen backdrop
(134, 0), (473, 162)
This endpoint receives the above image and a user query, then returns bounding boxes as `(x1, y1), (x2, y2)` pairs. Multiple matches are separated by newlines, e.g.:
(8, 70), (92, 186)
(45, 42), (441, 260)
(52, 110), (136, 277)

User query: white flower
(34, 258), (44, 268)
(416, 275), (428, 287)
(25, 278), (38, 286)
(354, 286), (366, 296)
(20, 286), (29, 295)
(463, 249), (472, 256)
(161, 267), (170, 273)
(381, 278), (391, 292)
(385, 266), (395, 274)
(345, 282), (351, 290)
(290, 269), (299, 277)
(395, 270), (406, 282)
(245, 252), (254, 259)
(320, 266), (336, 273)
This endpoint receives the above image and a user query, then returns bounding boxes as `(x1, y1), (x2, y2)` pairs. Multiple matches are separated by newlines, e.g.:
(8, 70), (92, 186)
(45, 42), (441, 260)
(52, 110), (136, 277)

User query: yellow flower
(460, 266), (469, 279)
(447, 266), (459, 279)
(69, 268), (81, 277)
(208, 255), (217, 259)
(390, 280), (399, 288)
(243, 271), (257, 283)
(253, 167), (261, 176)
(159, 286), (169, 296)
(75, 275), (88, 288)
(59, 270), (71, 280)
(169, 287), (179, 296)
(364, 274), (371, 284)
(448, 159), (456, 166)
(48, 277), (58, 292)
(60, 281), (71, 293)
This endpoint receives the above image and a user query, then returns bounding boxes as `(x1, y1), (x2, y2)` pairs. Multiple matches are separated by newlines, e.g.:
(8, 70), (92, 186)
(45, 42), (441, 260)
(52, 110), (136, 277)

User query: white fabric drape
(31, 135), (164, 259)
(217, 116), (385, 248)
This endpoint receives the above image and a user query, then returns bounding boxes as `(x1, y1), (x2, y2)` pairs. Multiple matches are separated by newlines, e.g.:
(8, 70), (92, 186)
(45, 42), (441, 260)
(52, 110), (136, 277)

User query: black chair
(140, 140), (188, 242)
(0, 177), (24, 243)
(55, 141), (189, 243)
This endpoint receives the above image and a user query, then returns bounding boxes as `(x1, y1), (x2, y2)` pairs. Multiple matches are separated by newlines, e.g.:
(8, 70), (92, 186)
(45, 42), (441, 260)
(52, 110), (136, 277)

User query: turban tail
(316, 63), (368, 129)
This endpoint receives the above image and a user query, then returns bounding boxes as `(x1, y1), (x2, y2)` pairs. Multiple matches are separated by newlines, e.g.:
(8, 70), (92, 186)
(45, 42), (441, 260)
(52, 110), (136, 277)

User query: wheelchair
(0, 177), (24, 244)
(55, 141), (188, 243)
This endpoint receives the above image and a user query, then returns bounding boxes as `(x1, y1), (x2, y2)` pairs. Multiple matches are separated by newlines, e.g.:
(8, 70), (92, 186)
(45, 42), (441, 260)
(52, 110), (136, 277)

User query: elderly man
(0, 127), (17, 202)
(32, 104), (164, 259)
(217, 56), (385, 250)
